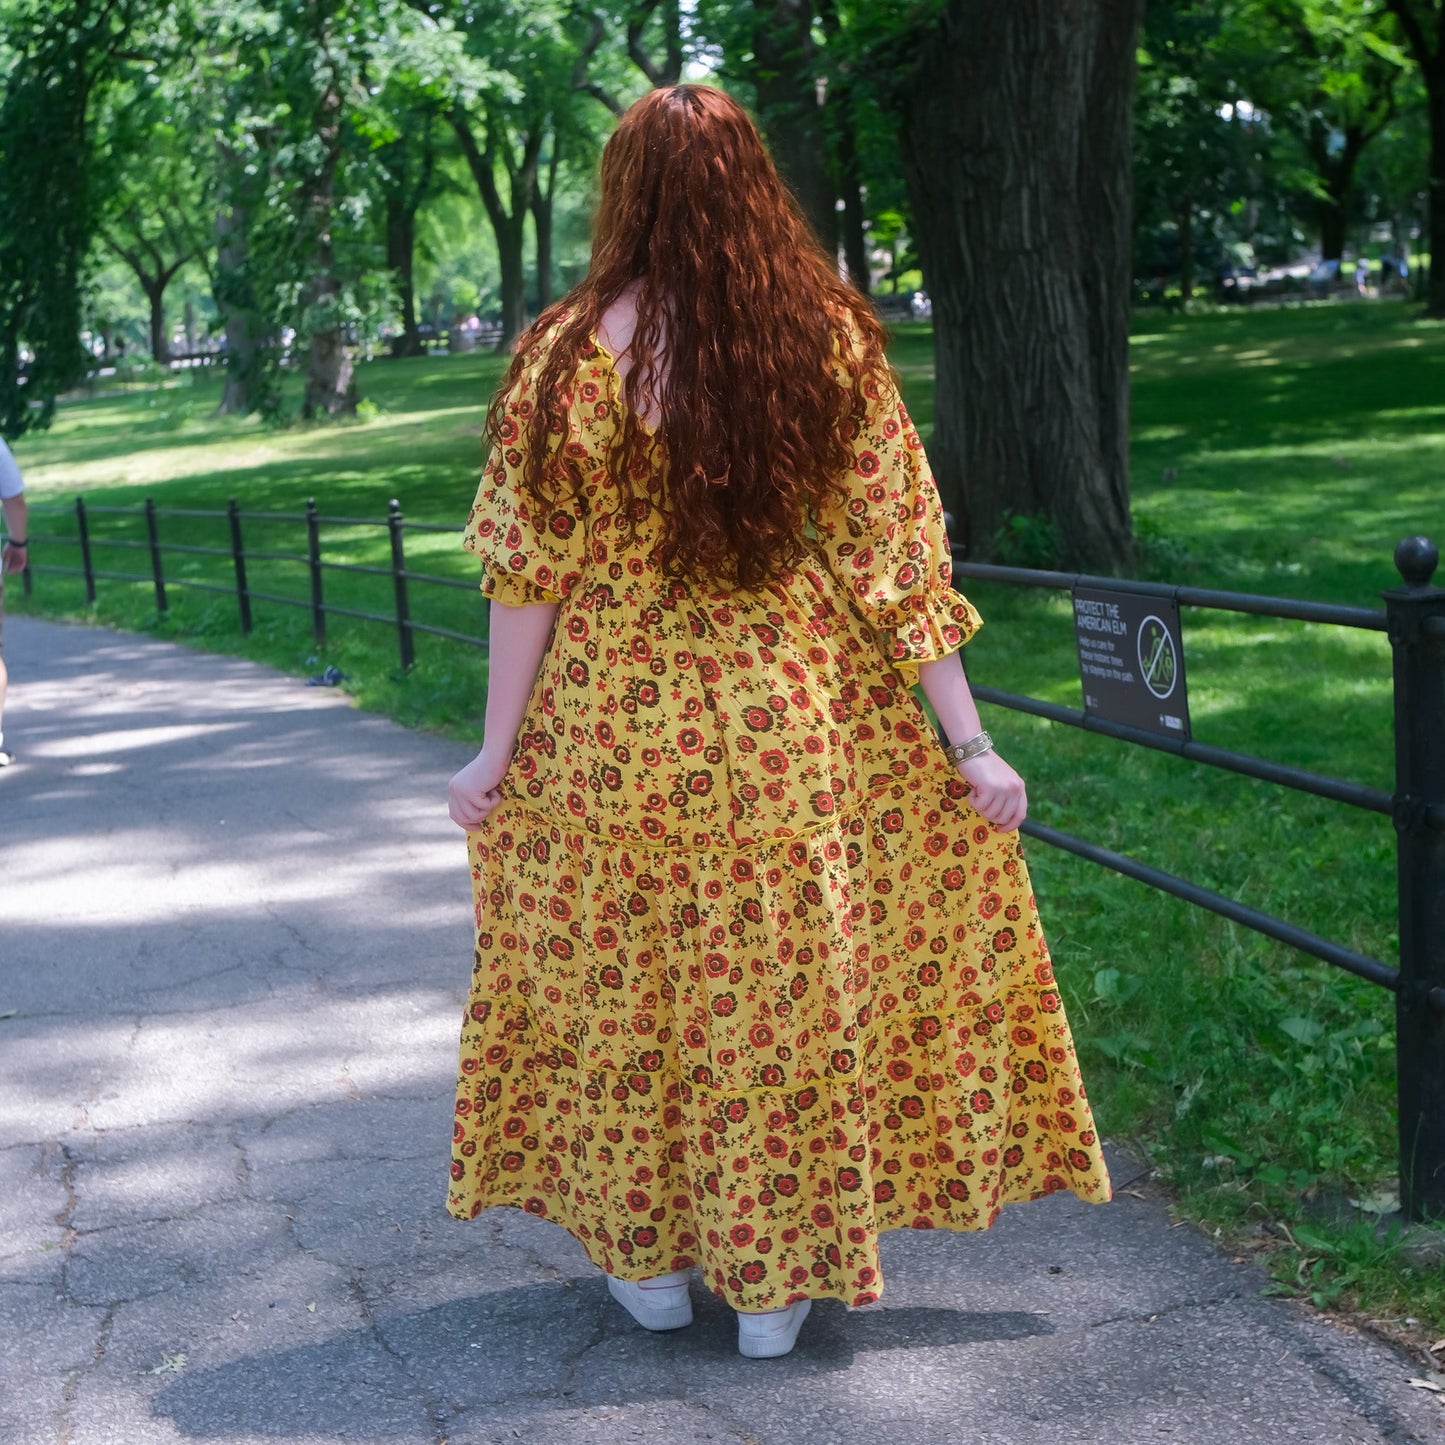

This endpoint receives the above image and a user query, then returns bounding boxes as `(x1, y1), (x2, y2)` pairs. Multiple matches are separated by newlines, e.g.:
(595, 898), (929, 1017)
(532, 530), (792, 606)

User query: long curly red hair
(488, 84), (890, 590)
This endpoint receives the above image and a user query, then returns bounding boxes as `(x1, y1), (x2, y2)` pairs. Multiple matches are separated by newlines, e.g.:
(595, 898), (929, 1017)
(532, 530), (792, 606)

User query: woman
(447, 84), (1110, 1360)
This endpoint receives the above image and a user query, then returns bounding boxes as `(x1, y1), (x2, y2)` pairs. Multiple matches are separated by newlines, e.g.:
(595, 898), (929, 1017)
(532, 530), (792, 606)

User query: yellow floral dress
(448, 333), (1111, 1311)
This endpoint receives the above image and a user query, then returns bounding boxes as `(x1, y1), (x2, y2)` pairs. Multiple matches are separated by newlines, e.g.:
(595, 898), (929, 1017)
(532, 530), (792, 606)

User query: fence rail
(20, 495), (486, 668)
(13, 498), (1445, 1222)
(953, 541), (1444, 1222)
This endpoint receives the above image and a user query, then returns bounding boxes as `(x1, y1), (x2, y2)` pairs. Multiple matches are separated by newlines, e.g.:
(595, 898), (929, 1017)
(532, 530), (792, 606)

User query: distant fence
(18, 496), (482, 671)
(16, 504), (1445, 1222)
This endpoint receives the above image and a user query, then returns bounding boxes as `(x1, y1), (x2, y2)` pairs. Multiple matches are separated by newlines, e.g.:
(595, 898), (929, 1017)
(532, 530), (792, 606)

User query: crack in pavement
(347, 1268), (452, 1445)
(52, 1302), (116, 1445)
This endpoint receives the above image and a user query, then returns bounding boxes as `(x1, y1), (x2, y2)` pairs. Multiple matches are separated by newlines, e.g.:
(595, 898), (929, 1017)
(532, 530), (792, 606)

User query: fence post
(227, 498), (252, 635)
(304, 497), (325, 646)
(143, 497), (167, 614)
(387, 498), (415, 671)
(76, 497), (96, 604)
(1385, 534), (1445, 1223)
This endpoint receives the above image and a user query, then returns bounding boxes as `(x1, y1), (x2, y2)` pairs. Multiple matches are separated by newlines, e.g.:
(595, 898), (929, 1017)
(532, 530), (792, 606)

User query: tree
(1245, 0), (1407, 262)
(1134, 1), (1251, 301)
(364, 77), (448, 356)
(97, 78), (213, 362)
(0, 0), (145, 435)
(891, 0), (1142, 569)
(1383, 0), (1445, 310)
(751, 1), (835, 245)
(199, 0), (395, 418)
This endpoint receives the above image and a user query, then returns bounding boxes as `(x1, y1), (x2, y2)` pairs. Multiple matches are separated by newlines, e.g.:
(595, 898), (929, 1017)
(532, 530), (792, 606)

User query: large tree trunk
(1177, 198), (1195, 302)
(496, 220), (528, 346)
(1316, 128), (1365, 263)
(533, 141), (559, 312)
(213, 197), (261, 415)
(145, 280), (169, 364)
(1427, 85), (1445, 315)
(301, 71), (355, 419)
(386, 199), (423, 357)
(753, 0), (836, 249)
(532, 187), (554, 312)
(452, 113), (539, 350)
(897, 0), (1139, 570)
(836, 108), (869, 294)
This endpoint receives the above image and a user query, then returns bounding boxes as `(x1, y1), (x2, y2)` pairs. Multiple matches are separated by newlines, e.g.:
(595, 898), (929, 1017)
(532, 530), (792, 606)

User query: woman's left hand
(448, 746), (511, 830)
(957, 749), (1028, 832)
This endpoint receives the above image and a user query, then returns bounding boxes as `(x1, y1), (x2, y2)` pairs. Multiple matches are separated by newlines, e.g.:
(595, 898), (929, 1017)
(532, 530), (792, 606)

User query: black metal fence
(952, 541), (1445, 1225)
(15, 501), (1445, 1222)
(19, 495), (484, 670)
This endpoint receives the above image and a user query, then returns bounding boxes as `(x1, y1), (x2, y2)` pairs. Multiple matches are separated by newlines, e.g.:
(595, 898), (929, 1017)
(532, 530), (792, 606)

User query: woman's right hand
(957, 750), (1028, 832)
(448, 746), (511, 831)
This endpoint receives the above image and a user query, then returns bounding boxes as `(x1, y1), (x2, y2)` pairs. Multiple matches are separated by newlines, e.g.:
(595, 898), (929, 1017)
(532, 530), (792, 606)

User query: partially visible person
(0, 435), (28, 768)
(1355, 257), (1371, 295)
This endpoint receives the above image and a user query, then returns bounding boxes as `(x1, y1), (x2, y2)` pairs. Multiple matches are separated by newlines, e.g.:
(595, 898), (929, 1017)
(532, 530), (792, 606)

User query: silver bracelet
(943, 730), (993, 765)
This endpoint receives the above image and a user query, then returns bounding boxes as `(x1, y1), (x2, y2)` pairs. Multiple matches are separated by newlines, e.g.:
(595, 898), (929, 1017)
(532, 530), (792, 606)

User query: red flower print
(730, 1223), (756, 1247)
(740, 1261), (767, 1283)
(855, 450), (880, 477)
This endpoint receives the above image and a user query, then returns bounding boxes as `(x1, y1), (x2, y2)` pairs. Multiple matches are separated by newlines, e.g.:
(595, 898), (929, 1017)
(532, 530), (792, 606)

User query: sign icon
(1137, 614), (1179, 700)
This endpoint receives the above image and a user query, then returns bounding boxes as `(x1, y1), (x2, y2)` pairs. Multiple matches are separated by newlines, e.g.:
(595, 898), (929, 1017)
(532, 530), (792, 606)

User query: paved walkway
(1, 616), (1440, 1445)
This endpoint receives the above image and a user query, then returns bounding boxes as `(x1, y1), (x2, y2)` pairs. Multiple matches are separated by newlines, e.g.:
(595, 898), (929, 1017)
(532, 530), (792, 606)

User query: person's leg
(0, 577), (9, 764)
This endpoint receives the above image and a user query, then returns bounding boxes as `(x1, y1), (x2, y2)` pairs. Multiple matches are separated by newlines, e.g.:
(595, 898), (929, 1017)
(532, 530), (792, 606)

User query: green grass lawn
(11, 303), (1445, 1340)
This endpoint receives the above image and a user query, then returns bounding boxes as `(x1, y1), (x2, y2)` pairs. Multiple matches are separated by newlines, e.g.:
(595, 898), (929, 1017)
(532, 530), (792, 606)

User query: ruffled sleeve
(462, 369), (588, 607)
(812, 369), (981, 684)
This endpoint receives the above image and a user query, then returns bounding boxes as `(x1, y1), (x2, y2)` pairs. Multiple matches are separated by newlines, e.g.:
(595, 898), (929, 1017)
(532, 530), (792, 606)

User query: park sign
(1073, 587), (1191, 741)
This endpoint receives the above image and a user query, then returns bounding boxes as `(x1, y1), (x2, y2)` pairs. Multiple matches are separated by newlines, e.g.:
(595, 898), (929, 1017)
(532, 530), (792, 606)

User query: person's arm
(447, 598), (560, 830)
(917, 649), (1027, 832)
(1, 491), (27, 574)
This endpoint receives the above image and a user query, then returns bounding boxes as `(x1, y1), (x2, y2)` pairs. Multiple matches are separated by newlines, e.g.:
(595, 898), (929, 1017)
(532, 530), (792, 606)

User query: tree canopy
(0, 0), (1437, 560)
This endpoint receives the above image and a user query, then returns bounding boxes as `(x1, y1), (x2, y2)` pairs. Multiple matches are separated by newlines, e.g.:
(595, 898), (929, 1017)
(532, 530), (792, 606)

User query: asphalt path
(1, 615), (1440, 1445)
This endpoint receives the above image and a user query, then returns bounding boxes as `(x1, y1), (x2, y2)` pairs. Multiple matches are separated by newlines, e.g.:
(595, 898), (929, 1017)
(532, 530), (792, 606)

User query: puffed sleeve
(812, 368), (981, 683)
(462, 371), (588, 607)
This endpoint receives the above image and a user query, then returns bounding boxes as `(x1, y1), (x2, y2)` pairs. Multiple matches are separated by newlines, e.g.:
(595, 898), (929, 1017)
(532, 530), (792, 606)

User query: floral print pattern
(449, 335), (1111, 1311)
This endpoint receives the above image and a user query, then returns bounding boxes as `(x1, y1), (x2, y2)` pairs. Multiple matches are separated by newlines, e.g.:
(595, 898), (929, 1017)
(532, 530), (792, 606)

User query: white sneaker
(737, 1298), (812, 1359)
(607, 1269), (693, 1331)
